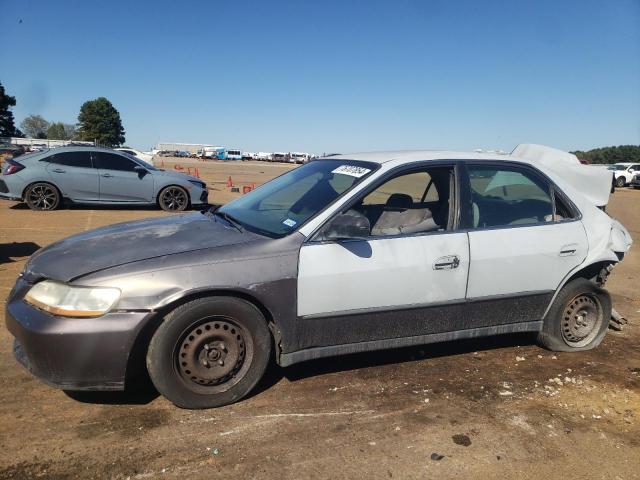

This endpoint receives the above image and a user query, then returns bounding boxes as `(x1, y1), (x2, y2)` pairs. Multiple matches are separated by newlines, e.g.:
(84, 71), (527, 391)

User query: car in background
(5, 144), (631, 409)
(28, 144), (47, 152)
(0, 143), (26, 159)
(0, 146), (208, 211)
(242, 152), (256, 160)
(115, 147), (154, 163)
(608, 162), (640, 187)
(256, 152), (272, 161)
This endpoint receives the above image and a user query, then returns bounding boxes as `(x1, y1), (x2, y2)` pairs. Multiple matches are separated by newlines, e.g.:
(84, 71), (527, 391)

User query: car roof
(46, 146), (130, 155)
(324, 150), (519, 165)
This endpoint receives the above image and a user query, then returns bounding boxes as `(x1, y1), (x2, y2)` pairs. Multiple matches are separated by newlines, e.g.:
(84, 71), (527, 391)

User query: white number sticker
(331, 165), (371, 178)
(282, 218), (297, 228)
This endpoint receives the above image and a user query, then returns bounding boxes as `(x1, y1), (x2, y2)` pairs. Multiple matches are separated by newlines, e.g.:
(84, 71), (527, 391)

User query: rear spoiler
(511, 144), (612, 207)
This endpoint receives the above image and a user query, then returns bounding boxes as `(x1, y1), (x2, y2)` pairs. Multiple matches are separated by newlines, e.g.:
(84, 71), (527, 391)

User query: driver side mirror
(134, 165), (148, 177)
(322, 212), (371, 241)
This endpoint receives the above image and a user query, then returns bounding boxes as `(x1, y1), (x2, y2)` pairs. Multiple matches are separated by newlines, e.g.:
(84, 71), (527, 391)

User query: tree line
(572, 145), (640, 165)
(0, 81), (125, 147)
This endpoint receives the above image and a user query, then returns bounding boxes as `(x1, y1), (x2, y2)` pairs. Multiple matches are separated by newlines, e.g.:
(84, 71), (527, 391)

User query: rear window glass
(47, 151), (92, 168)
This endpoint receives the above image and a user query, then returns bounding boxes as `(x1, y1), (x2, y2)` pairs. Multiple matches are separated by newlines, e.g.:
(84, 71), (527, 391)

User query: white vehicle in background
(115, 148), (154, 163)
(226, 149), (242, 161)
(608, 162), (640, 187)
(289, 152), (310, 164)
(272, 152), (289, 163)
(242, 152), (256, 161)
(256, 152), (273, 161)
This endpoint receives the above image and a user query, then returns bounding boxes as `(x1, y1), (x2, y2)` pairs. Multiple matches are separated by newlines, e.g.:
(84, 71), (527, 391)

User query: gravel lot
(0, 162), (638, 479)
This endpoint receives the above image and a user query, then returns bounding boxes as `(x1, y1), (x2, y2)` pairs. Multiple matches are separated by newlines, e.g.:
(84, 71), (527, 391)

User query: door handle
(101, 173), (113, 178)
(51, 168), (66, 173)
(559, 243), (578, 256)
(433, 255), (460, 270)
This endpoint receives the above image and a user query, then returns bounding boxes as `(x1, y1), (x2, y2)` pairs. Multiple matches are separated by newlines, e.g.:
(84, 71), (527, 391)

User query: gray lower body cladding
(279, 291), (552, 366)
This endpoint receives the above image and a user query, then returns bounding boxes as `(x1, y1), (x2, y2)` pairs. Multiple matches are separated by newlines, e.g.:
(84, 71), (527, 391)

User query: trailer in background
(272, 152), (289, 163)
(202, 146), (226, 159)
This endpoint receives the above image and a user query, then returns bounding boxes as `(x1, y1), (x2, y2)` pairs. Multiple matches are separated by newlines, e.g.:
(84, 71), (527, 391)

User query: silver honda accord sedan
(5, 145), (632, 409)
(0, 146), (208, 211)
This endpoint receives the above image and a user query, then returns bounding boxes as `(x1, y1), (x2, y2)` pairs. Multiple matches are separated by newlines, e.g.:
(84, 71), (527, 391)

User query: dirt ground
(0, 161), (638, 480)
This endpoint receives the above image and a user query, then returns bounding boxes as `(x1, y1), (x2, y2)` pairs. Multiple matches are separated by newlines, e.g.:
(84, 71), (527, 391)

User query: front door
(91, 151), (155, 202)
(297, 164), (470, 348)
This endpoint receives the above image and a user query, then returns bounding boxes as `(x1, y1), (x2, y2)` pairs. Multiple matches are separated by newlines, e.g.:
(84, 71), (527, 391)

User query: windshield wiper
(213, 210), (244, 232)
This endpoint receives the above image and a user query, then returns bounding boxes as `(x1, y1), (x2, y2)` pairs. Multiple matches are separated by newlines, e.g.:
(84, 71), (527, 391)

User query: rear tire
(146, 297), (272, 409)
(538, 278), (611, 352)
(24, 182), (61, 211)
(615, 177), (626, 188)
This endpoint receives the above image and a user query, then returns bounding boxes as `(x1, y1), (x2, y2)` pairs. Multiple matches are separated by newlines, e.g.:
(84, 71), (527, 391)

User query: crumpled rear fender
(542, 217), (632, 318)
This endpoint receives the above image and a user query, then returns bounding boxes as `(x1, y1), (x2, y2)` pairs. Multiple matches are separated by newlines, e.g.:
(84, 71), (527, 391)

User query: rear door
(44, 151), (99, 201)
(463, 163), (587, 322)
(92, 151), (155, 202)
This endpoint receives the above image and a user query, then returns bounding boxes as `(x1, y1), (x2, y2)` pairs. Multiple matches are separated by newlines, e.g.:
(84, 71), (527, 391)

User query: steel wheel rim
(175, 317), (253, 394)
(161, 187), (187, 210)
(28, 184), (57, 210)
(561, 293), (602, 347)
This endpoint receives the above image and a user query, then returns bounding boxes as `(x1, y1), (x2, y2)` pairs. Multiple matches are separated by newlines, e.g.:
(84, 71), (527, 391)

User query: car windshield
(608, 165), (627, 171)
(218, 159), (378, 237)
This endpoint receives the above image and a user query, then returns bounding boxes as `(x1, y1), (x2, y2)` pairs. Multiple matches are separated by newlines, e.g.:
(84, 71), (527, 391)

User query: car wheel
(615, 177), (626, 188)
(146, 296), (272, 409)
(24, 182), (61, 211)
(159, 185), (189, 211)
(537, 278), (611, 352)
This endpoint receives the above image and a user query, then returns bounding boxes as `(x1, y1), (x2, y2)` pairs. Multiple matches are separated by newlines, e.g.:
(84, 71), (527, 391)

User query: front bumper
(5, 277), (152, 391)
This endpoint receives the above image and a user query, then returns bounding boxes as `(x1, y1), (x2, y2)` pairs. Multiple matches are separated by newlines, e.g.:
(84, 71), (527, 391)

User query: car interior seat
(370, 193), (440, 236)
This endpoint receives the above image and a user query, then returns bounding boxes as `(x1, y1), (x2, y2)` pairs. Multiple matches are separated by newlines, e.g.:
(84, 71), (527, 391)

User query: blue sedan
(0, 146), (208, 211)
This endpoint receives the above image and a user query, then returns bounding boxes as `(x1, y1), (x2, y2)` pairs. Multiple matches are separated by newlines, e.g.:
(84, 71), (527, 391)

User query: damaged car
(5, 144), (632, 408)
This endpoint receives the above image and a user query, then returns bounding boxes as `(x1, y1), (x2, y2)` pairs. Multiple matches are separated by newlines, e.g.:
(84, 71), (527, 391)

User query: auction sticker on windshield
(331, 165), (371, 178)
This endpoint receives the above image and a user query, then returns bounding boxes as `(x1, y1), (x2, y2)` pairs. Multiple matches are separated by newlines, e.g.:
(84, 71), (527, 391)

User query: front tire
(538, 278), (611, 352)
(24, 182), (61, 211)
(615, 176), (626, 188)
(158, 185), (189, 211)
(146, 297), (272, 409)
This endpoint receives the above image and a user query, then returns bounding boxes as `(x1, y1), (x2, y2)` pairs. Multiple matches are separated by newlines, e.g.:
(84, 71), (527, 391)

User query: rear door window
(47, 151), (92, 168)
(467, 165), (553, 228)
(92, 152), (137, 171)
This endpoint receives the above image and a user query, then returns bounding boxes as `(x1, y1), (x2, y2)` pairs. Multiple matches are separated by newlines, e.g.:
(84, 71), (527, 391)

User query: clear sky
(1, 0), (639, 153)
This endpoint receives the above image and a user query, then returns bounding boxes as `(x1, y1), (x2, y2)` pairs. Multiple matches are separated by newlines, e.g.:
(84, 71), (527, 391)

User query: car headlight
(24, 280), (121, 318)
(189, 180), (206, 189)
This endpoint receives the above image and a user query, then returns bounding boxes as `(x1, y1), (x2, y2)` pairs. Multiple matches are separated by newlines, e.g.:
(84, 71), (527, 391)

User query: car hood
(24, 212), (261, 282)
(156, 169), (202, 183)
